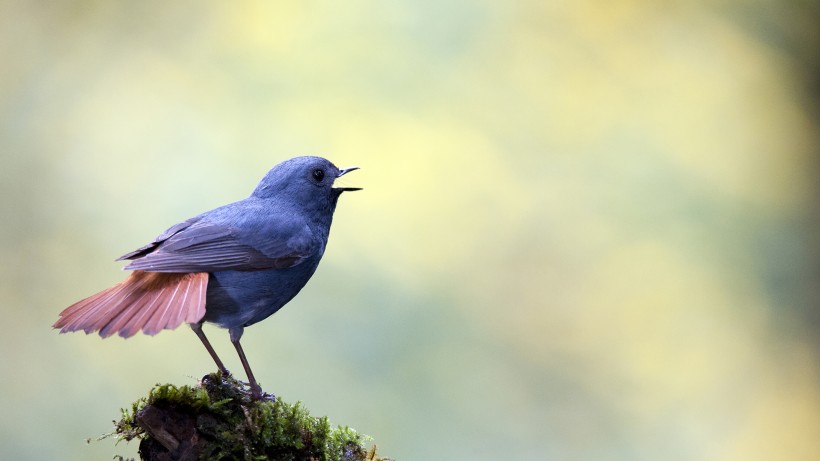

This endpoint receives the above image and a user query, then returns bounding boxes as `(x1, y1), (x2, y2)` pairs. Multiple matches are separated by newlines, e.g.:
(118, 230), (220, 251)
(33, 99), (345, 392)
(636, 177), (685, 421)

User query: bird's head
(252, 156), (361, 211)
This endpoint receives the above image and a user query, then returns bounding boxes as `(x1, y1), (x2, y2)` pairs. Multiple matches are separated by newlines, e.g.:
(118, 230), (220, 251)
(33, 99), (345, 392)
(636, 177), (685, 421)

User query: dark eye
(312, 168), (325, 182)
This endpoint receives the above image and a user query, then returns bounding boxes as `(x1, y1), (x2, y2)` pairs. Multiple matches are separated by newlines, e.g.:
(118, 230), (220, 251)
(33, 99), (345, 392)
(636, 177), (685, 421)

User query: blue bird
(54, 156), (360, 399)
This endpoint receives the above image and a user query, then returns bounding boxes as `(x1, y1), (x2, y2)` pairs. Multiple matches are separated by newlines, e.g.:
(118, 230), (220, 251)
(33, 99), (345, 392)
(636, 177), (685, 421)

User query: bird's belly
(202, 261), (319, 329)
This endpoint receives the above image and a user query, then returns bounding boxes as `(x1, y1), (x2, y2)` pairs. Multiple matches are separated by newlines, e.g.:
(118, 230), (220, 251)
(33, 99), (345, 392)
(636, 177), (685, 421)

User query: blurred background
(1, 1), (818, 460)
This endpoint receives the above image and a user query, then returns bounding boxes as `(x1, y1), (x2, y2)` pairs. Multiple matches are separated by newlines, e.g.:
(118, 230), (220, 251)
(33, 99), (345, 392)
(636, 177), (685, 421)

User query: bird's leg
(229, 327), (263, 400)
(233, 340), (262, 400)
(190, 322), (230, 376)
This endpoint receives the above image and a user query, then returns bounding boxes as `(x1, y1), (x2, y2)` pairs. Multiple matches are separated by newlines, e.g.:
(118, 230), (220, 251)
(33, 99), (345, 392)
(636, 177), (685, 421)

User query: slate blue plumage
(57, 156), (360, 399)
(121, 157), (355, 332)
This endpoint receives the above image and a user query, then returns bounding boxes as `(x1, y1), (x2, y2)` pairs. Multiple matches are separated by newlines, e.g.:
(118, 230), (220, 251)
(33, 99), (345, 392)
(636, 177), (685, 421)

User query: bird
(53, 156), (360, 399)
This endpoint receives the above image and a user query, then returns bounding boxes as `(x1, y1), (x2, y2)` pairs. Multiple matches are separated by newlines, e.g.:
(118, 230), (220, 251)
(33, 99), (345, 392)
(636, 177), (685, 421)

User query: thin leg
(190, 323), (230, 375)
(232, 338), (262, 400)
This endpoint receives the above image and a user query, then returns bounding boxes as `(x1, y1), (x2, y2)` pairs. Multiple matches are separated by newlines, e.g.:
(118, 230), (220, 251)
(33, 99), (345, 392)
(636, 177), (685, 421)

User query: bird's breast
(202, 254), (323, 329)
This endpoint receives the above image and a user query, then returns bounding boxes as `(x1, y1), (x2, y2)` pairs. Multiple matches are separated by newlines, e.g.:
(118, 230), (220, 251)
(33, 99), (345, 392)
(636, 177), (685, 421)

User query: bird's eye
(312, 168), (325, 182)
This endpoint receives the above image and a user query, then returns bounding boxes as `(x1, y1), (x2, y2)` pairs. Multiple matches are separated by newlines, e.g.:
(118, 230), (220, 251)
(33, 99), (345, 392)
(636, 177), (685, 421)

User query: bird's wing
(118, 209), (319, 273)
(117, 219), (198, 260)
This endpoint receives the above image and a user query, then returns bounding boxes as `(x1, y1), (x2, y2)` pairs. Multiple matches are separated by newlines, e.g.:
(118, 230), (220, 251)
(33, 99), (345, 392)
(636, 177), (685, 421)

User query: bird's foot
(250, 384), (263, 401)
(199, 372), (274, 402)
(251, 386), (275, 402)
(233, 381), (274, 402)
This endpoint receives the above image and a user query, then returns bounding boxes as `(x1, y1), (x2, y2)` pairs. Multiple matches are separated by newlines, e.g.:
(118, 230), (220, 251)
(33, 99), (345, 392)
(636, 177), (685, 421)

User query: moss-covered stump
(114, 373), (388, 461)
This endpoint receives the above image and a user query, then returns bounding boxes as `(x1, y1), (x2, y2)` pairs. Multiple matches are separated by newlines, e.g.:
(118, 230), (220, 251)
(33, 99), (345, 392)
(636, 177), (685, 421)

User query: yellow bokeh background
(1, 1), (818, 460)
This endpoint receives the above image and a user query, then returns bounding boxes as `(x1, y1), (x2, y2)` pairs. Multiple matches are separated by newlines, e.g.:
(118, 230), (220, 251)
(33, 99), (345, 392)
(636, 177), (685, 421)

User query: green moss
(114, 373), (389, 461)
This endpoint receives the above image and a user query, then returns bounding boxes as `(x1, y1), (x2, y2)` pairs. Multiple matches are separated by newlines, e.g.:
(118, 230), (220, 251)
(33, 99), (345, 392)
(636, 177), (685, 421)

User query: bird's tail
(53, 271), (208, 338)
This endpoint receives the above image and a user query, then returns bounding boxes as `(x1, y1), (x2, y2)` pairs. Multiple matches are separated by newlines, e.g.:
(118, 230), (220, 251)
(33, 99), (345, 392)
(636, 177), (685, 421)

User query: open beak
(334, 166), (362, 192)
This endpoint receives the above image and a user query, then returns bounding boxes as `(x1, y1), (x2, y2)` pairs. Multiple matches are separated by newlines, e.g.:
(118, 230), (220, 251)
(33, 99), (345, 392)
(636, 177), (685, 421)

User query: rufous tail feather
(54, 271), (208, 338)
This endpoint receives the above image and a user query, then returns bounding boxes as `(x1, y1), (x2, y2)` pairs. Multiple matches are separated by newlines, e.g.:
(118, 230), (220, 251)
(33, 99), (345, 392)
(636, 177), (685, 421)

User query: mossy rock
(114, 373), (389, 461)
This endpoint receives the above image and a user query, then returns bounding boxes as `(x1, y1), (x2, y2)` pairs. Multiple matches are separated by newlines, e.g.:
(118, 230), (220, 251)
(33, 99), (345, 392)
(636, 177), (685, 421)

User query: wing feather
(120, 208), (318, 273)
